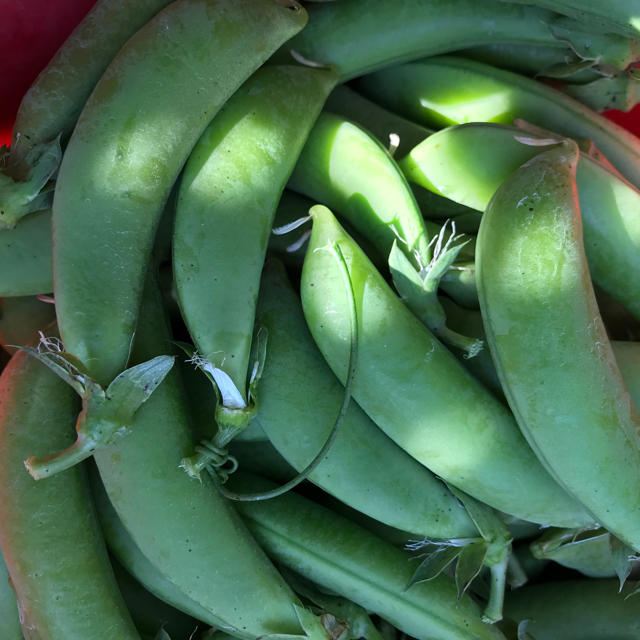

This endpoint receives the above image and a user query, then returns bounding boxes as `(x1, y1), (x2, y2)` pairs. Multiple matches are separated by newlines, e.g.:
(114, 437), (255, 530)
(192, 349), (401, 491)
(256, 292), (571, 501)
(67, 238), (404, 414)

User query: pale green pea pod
(274, 0), (637, 80)
(0, 548), (22, 640)
(0, 296), (55, 354)
(356, 56), (640, 190)
(173, 63), (337, 455)
(399, 122), (640, 321)
(231, 472), (506, 640)
(0, 0), (178, 227)
(0, 209), (52, 296)
(562, 70), (640, 112)
(53, 0), (308, 389)
(91, 270), (328, 640)
(253, 258), (478, 540)
(300, 204), (594, 529)
(476, 141), (640, 551)
(503, 579), (640, 640)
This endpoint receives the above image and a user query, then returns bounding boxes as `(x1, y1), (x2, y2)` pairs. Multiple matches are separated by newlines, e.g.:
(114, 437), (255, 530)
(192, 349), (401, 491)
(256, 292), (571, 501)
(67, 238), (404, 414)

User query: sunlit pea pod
(231, 472), (507, 640)
(356, 55), (640, 190)
(398, 121), (640, 320)
(90, 271), (328, 640)
(173, 63), (337, 446)
(503, 579), (640, 640)
(0, 209), (52, 296)
(272, 0), (637, 81)
(300, 204), (594, 529)
(0, 350), (141, 639)
(0, 547), (22, 640)
(476, 142), (640, 552)
(0, 0), (179, 228)
(253, 258), (479, 541)
(52, 0), (307, 389)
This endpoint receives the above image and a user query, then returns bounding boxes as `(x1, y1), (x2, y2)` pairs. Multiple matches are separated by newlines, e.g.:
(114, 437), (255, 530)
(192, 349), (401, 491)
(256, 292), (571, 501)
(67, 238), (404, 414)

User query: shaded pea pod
(502, 579), (640, 640)
(253, 258), (478, 540)
(273, 0), (637, 80)
(0, 0), (179, 227)
(91, 268), (328, 640)
(476, 141), (640, 551)
(0, 210), (52, 297)
(173, 63), (337, 452)
(53, 0), (307, 389)
(231, 472), (506, 640)
(0, 296), (55, 354)
(0, 547), (22, 640)
(0, 349), (141, 639)
(356, 56), (640, 190)
(300, 204), (593, 529)
(400, 121), (640, 321)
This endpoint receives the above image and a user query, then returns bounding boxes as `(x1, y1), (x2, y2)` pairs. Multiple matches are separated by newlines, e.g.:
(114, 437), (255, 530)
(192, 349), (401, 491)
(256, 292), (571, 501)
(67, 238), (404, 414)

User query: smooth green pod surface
(0, 296), (56, 354)
(174, 64), (337, 402)
(300, 205), (593, 528)
(0, 548), (21, 640)
(0, 351), (141, 639)
(357, 56), (640, 190)
(477, 143), (640, 551)
(53, 0), (308, 386)
(400, 122), (640, 320)
(233, 473), (506, 640)
(255, 259), (478, 539)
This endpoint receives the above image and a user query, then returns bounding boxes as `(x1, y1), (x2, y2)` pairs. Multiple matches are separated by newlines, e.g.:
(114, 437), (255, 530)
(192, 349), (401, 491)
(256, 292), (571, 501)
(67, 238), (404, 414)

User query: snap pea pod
(399, 122), (640, 320)
(92, 269), (328, 640)
(300, 204), (593, 528)
(0, 0), (177, 227)
(0, 210), (52, 297)
(254, 258), (478, 539)
(173, 63), (337, 447)
(274, 0), (637, 80)
(0, 350), (141, 639)
(0, 296), (55, 354)
(231, 472), (506, 640)
(476, 142), (640, 551)
(53, 0), (307, 388)
(562, 70), (640, 112)
(503, 579), (640, 640)
(0, 547), (21, 640)
(357, 56), (640, 190)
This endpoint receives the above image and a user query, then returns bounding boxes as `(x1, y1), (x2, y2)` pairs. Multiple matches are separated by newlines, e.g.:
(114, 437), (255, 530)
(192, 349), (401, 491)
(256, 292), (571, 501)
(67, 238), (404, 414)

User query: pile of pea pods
(3, 0), (640, 639)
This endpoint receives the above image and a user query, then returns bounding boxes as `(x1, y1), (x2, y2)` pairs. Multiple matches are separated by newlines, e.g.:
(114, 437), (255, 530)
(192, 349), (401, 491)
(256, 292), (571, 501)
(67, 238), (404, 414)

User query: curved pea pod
(231, 472), (506, 640)
(173, 63), (337, 447)
(0, 548), (21, 640)
(0, 0), (179, 227)
(356, 56), (640, 190)
(0, 210), (52, 296)
(91, 270), (328, 640)
(53, 0), (308, 388)
(503, 579), (640, 640)
(274, 0), (636, 80)
(0, 351), (141, 639)
(0, 296), (55, 354)
(563, 70), (640, 113)
(254, 259), (478, 540)
(476, 141), (640, 551)
(300, 204), (593, 529)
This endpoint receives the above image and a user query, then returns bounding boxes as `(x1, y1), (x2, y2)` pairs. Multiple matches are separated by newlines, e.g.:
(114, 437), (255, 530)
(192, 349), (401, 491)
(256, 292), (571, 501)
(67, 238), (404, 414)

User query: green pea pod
(503, 579), (640, 640)
(0, 210), (52, 296)
(0, 0), (180, 226)
(562, 70), (640, 113)
(0, 296), (55, 354)
(0, 350), (141, 639)
(401, 122), (640, 321)
(356, 56), (640, 190)
(300, 204), (593, 529)
(231, 472), (506, 640)
(92, 269), (328, 640)
(476, 141), (640, 551)
(0, 548), (21, 640)
(274, 0), (636, 80)
(254, 258), (478, 540)
(173, 63), (337, 447)
(53, 0), (308, 388)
